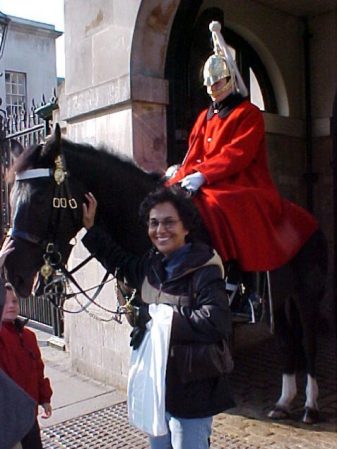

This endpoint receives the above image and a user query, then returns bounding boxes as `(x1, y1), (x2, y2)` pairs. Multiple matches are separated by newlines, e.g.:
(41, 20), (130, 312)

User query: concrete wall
(0, 16), (60, 109)
(61, 0), (142, 388)
(60, 0), (336, 387)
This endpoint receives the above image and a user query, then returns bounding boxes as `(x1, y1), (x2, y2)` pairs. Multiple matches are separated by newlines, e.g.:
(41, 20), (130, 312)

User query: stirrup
(247, 291), (263, 323)
(227, 283), (263, 324)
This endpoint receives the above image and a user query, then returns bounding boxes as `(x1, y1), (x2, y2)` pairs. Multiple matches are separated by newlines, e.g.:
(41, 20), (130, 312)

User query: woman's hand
(82, 192), (97, 230)
(0, 237), (15, 269)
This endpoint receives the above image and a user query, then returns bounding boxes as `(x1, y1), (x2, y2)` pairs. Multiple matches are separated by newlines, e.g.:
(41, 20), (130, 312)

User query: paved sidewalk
(32, 323), (337, 449)
(33, 327), (126, 429)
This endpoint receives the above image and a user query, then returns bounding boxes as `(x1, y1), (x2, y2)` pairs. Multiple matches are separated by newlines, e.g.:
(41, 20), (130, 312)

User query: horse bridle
(11, 155), (132, 322)
(12, 155), (80, 276)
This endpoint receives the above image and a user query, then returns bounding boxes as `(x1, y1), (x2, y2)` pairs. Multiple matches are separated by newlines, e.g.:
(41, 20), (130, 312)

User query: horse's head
(4, 125), (87, 297)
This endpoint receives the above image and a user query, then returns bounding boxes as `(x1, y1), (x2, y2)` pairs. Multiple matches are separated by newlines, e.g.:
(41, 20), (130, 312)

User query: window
(219, 27), (277, 113)
(250, 68), (265, 110)
(220, 43), (266, 110)
(5, 71), (27, 117)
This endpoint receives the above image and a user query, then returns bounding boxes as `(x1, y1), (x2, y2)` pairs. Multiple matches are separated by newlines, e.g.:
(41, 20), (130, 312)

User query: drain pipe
(302, 17), (317, 212)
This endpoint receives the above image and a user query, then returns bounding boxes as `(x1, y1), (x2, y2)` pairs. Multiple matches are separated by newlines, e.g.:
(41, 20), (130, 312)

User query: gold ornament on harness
(54, 155), (66, 185)
(115, 281), (138, 326)
(40, 261), (53, 280)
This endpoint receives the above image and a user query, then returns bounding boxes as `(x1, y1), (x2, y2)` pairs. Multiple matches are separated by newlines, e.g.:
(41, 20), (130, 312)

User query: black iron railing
(0, 91), (63, 336)
(19, 294), (63, 337)
(0, 94), (57, 238)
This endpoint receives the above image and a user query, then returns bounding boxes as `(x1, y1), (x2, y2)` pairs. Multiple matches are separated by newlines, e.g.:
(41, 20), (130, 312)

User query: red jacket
(0, 321), (52, 415)
(168, 98), (318, 271)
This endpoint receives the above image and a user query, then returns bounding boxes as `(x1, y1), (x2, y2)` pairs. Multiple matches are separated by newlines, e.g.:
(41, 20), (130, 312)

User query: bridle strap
(15, 168), (53, 181)
(14, 164), (123, 320)
(13, 168), (54, 247)
(60, 264), (110, 303)
(14, 161), (80, 250)
(68, 254), (94, 274)
(9, 228), (45, 246)
(15, 168), (52, 180)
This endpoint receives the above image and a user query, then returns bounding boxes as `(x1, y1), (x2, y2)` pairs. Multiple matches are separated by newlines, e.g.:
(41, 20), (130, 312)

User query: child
(0, 283), (53, 449)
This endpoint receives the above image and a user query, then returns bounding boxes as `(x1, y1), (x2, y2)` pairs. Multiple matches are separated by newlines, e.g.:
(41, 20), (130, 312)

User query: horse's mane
(8, 138), (162, 187)
(61, 139), (163, 197)
(7, 144), (43, 182)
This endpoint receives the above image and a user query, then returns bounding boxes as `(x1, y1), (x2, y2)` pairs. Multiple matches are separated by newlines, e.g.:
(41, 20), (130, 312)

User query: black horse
(4, 126), (328, 424)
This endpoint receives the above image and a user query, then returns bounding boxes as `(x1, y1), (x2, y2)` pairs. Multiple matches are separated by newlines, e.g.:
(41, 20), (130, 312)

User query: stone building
(0, 14), (61, 117)
(58, 0), (336, 389)
(0, 15), (61, 247)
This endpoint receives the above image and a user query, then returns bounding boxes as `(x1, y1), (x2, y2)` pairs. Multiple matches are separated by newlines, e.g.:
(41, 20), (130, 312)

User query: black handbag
(172, 339), (234, 384)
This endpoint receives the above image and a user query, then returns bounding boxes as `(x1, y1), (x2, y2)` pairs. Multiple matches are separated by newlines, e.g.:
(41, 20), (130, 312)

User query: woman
(82, 186), (234, 449)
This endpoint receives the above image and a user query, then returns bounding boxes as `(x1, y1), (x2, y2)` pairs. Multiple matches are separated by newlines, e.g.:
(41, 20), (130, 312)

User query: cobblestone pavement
(41, 322), (337, 448)
(221, 323), (337, 448)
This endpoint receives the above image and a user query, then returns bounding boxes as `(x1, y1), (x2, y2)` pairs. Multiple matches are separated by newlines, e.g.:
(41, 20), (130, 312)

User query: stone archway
(129, 0), (181, 173)
(129, 0), (290, 170)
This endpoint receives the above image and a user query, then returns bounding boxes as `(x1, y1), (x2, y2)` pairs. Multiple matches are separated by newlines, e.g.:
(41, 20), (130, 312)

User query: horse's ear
(10, 140), (25, 159)
(54, 123), (61, 148)
(41, 123), (62, 159)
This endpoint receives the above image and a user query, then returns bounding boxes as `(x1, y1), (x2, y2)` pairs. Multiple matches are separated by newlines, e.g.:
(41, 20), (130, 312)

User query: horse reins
(12, 155), (134, 322)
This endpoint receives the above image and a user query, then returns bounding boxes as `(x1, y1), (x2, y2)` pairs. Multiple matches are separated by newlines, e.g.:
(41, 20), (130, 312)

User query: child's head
(2, 283), (20, 322)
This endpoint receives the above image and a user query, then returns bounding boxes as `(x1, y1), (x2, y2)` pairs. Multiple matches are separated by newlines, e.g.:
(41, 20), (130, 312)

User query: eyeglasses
(148, 218), (181, 230)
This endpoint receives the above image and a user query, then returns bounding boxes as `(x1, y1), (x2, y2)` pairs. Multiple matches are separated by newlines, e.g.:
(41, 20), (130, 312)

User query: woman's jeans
(149, 413), (212, 449)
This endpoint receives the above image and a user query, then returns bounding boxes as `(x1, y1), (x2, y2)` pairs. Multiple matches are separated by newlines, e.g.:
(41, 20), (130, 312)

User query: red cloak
(168, 99), (318, 271)
(0, 321), (52, 415)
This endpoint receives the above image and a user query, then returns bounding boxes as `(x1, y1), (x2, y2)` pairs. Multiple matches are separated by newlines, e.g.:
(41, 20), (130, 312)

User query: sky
(0, 0), (65, 77)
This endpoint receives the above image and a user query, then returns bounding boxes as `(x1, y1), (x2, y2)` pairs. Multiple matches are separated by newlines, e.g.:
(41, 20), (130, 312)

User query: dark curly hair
(139, 186), (203, 242)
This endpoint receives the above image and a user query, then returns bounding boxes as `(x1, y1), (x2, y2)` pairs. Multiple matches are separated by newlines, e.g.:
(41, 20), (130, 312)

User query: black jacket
(82, 226), (235, 418)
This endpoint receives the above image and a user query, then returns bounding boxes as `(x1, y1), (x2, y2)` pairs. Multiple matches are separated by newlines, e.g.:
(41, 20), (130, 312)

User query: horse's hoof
(268, 406), (290, 420)
(302, 407), (320, 424)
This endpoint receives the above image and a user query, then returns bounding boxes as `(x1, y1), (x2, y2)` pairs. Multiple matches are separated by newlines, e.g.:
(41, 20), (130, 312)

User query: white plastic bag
(127, 303), (173, 436)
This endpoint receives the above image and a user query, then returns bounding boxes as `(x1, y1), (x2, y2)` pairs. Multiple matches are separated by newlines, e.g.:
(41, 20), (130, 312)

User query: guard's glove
(164, 164), (180, 180)
(180, 172), (205, 192)
(129, 304), (151, 350)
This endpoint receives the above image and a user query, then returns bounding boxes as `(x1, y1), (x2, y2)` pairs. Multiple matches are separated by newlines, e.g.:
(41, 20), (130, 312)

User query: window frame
(5, 71), (27, 117)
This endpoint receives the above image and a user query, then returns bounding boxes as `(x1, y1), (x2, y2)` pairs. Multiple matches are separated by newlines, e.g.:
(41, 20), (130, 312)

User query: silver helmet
(203, 21), (248, 97)
(203, 54), (230, 87)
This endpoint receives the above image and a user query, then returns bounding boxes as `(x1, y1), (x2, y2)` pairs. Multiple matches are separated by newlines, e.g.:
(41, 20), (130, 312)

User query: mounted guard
(167, 21), (319, 273)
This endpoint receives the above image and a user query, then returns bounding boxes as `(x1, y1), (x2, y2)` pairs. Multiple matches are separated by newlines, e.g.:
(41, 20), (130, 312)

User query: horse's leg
(302, 374), (319, 424)
(275, 293), (321, 423)
(293, 300), (321, 423)
(293, 230), (328, 424)
(268, 295), (301, 419)
(268, 373), (297, 419)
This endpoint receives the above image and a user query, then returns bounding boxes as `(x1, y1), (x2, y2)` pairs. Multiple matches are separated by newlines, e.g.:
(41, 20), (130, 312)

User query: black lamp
(0, 12), (10, 59)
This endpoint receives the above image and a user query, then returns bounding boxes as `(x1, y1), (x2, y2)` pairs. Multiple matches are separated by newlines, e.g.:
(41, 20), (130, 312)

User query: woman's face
(148, 202), (189, 257)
